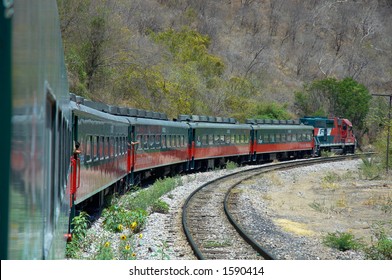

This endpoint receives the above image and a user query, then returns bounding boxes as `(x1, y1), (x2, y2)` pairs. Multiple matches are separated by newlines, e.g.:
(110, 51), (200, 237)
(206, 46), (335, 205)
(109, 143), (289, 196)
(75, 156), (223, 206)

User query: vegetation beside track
(66, 176), (182, 259)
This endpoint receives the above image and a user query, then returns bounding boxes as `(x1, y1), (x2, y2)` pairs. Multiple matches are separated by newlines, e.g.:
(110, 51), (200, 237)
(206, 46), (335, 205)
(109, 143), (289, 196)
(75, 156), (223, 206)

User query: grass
(359, 156), (383, 180)
(321, 171), (341, 190)
(120, 176), (182, 211)
(363, 193), (392, 213)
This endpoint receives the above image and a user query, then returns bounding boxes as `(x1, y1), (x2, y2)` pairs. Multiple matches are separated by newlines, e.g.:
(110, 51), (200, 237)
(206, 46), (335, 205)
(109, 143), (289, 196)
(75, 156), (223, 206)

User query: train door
(128, 125), (136, 172)
(188, 127), (195, 170)
(43, 87), (56, 258)
(250, 128), (256, 161)
(127, 125), (136, 186)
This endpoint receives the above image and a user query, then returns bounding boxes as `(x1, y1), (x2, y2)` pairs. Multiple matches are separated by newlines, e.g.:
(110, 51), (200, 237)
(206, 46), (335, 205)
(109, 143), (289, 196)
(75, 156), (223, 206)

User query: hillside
(58, 0), (392, 121)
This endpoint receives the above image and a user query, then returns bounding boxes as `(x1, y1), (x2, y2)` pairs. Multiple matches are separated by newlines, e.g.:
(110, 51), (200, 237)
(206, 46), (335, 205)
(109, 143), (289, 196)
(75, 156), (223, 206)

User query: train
(1, 1), (356, 260)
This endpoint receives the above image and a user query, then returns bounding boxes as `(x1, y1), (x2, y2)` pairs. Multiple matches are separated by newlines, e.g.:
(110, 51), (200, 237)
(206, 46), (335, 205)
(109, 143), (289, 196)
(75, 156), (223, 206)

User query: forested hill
(58, 0), (392, 123)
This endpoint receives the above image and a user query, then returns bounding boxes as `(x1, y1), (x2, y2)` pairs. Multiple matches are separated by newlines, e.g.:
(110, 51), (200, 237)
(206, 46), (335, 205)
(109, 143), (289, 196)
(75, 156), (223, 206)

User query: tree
(294, 77), (372, 132)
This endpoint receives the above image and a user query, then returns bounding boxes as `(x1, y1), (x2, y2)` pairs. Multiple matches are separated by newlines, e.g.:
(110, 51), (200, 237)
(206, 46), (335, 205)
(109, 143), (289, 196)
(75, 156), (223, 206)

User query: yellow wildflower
(139, 233), (143, 239)
(104, 242), (110, 248)
(120, 234), (127, 240)
(117, 224), (123, 231)
(130, 221), (137, 230)
(132, 252), (136, 257)
(125, 245), (130, 251)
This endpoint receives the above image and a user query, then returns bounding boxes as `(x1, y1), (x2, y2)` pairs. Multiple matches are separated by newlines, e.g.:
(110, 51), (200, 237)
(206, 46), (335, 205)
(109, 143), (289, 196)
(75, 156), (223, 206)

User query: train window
(94, 136), (99, 160)
(113, 137), (116, 157)
(110, 137), (115, 157)
(214, 134), (220, 144)
(117, 137), (121, 154)
(166, 135), (170, 148)
(156, 135), (161, 149)
(91, 136), (95, 160)
(149, 135), (155, 149)
(258, 135), (263, 144)
(263, 134), (269, 143)
(281, 134), (285, 142)
(245, 134), (249, 143)
(292, 134), (297, 142)
(270, 134), (275, 143)
(172, 135), (176, 147)
(100, 136), (105, 159)
(142, 135), (148, 149)
(136, 135), (141, 150)
(161, 135), (167, 148)
(106, 137), (110, 158)
(231, 135), (235, 144)
(202, 135), (207, 145)
(86, 135), (92, 162)
(119, 137), (123, 154)
(275, 134), (281, 143)
(287, 134), (292, 142)
(225, 135), (231, 144)
(181, 135), (185, 147)
(208, 134), (214, 145)
(196, 136), (202, 146)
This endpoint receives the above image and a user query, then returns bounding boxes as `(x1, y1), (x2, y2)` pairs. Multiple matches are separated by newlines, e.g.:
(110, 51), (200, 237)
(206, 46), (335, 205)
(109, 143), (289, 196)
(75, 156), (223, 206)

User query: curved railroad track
(182, 154), (364, 260)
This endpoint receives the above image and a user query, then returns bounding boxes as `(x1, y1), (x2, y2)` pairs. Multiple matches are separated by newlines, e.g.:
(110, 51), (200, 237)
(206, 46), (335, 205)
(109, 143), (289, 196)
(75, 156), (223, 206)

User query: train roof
(70, 93), (168, 120)
(70, 101), (130, 124)
(252, 124), (314, 131)
(186, 121), (251, 130)
(70, 94), (188, 128)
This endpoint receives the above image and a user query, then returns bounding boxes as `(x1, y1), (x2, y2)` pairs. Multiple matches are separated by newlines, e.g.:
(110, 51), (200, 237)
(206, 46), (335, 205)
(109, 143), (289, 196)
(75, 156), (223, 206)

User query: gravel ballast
(78, 159), (391, 260)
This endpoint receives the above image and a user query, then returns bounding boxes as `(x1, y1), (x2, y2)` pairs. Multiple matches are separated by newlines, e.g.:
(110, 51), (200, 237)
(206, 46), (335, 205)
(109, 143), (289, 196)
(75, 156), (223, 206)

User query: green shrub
(359, 156), (382, 180)
(101, 206), (147, 233)
(151, 199), (170, 214)
(365, 228), (392, 260)
(66, 211), (90, 258)
(122, 176), (182, 211)
(323, 231), (364, 251)
(95, 241), (114, 260)
(225, 161), (238, 170)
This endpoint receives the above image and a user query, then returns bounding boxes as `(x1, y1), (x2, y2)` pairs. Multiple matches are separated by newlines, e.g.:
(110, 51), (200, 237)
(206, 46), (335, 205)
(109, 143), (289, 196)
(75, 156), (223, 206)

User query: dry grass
(274, 219), (315, 236)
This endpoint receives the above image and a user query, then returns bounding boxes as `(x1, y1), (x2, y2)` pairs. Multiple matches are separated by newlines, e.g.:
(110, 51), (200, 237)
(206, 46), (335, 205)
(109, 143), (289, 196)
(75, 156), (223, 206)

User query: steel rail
(182, 154), (367, 260)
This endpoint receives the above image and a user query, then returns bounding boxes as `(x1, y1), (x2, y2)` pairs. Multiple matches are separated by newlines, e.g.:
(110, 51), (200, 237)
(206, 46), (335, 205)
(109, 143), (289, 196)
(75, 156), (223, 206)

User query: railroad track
(182, 154), (364, 260)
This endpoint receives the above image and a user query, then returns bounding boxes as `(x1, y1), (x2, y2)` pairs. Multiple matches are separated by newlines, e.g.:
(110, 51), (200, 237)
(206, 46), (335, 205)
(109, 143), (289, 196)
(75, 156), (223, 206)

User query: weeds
(225, 161), (238, 170)
(151, 199), (170, 214)
(323, 231), (364, 251)
(121, 176), (182, 211)
(365, 226), (392, 260)
(152, 241), (172, 260)
(66, 212), (90, 259)
(95, 241), (114, 260)
(68, 176), (182, 259)
(321, 171), (341, 189)
(321, 150), (336, 157)
(323, 227), (392, 260)
(359, 156), (382, 180)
